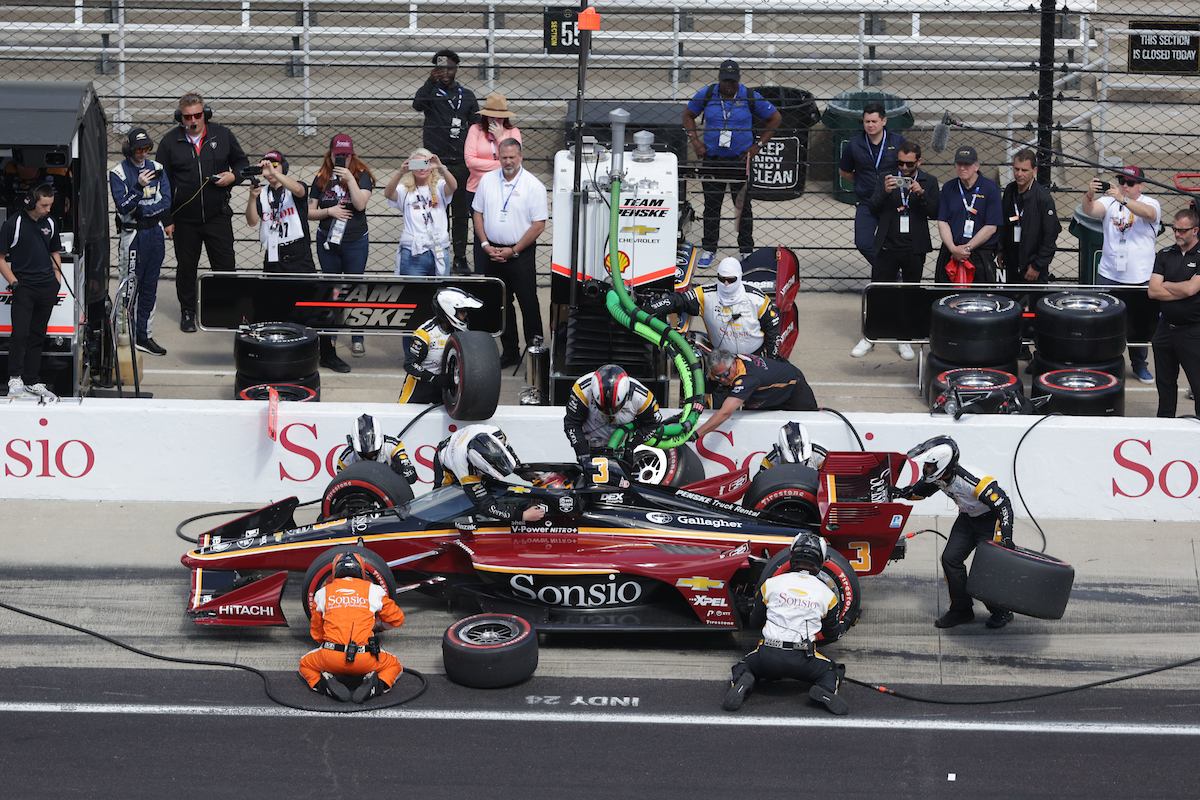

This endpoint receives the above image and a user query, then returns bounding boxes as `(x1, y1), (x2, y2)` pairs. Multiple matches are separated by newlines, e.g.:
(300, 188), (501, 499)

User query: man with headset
(156, 92), (249, 333)
(2, 184), (63, 400)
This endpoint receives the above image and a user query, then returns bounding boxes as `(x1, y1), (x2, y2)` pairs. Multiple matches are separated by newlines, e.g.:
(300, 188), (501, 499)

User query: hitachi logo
(218, 604), (275, 616)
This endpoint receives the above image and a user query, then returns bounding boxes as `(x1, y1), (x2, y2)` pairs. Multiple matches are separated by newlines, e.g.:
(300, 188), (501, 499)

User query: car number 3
(847, 541), (871, 573)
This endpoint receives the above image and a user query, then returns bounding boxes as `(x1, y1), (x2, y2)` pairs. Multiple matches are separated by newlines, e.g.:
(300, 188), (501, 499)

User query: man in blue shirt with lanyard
(936, 146), (1002, 284)
(838, 102), (905, 272)
(682, 60), (782, 267)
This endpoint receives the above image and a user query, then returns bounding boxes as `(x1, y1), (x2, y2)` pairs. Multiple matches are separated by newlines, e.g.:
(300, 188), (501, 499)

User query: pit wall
(2, 399), (1196, 521)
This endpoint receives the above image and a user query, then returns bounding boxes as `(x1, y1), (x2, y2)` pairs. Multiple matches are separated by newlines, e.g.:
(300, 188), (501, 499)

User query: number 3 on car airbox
(847, 542), (871, 573)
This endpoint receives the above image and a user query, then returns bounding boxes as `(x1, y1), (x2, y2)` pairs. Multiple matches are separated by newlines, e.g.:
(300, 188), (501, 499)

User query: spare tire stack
(233, 322), (321, 401)
(1030, 292), (1127, 416)
(926, 293), (1023, 401)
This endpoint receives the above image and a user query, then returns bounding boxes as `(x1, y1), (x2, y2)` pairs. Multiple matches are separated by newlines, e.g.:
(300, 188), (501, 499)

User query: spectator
(838, 101), (906, 271)
(385, 148), (457, 276)
(999, 148), (1061, 286)
(309, 133), (374, 370)
(1083, 166), (1162, 385)
(694, 349), (817, 440)
(682, 59), (782, 266)
(471, 139), (547, 369)
(2, 157), (72, 230)
(110, 127), (172, 356)
(413, 49), (479, 276)
(464, 94), (523, 230)
(1148, 208), (1200, 417)
(156, 92), (248, 333)
(245, 150), (315, 273)
(859, 140), (939, 360)
(935, 146), (1002, 284)
(1, 184), (63, 400)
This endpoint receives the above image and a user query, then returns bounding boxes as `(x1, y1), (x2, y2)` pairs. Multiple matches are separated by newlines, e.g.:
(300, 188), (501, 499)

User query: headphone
(173, 93), (214, 125)
(24, 182), (55, 211)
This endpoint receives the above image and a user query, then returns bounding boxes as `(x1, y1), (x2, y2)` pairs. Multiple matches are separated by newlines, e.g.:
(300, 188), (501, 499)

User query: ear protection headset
(25, 182), (55, 211)
(174, 93), (213, 125)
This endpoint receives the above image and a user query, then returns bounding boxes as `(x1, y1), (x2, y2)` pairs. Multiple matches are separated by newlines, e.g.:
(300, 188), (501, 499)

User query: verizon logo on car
(218, 604), (275, 616)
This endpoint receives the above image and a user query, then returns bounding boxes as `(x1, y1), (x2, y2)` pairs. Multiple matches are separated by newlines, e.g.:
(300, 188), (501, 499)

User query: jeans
(396, 246), (449, 276)
(317, 231), (369, 345)
(1097, 273), (1148, 370)
(854, 202), (880, 268)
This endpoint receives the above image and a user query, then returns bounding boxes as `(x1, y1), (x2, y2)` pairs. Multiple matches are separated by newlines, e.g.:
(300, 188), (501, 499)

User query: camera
(896, 175), (915, 189)
(334, 155), (347, 169)
(241, 165), (263, 177)
(410, 157), (430, 170)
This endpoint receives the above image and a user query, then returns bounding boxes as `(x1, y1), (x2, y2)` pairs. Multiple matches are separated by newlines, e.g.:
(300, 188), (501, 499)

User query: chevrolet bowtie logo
(621, 225), (660, 235)
(676, 577), (725, 590)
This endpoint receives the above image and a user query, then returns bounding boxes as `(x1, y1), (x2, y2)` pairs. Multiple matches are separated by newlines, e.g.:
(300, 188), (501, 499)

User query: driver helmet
(447, 424), (523, 483)
(789, 532), (827, 574)
(587, 364), (633, 417)
(350, 414), (384, 461)
(907, 435), (959, 483)
(333, 551), (365, 580)
(433, 287), (483, 333)
(776, 422), (814, 464)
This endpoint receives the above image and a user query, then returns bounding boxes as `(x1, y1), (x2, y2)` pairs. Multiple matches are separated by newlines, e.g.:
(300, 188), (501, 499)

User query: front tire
(443, 613), (539, 688)
(630, 444), (705, 487)
(321, 460), (415, 520)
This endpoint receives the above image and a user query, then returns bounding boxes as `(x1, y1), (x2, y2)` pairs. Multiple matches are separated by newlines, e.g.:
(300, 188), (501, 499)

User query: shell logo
(603, 250), (631, 274)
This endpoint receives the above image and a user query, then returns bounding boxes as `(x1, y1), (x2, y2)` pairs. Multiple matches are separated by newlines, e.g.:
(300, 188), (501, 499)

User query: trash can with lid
(748, 86), (821, 201)
(821, 91), (914, 205)
(1068, 204), (1104, 284)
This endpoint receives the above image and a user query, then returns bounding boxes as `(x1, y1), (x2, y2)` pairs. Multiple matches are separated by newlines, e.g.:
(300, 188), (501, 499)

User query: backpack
(701, 84), (758, 125)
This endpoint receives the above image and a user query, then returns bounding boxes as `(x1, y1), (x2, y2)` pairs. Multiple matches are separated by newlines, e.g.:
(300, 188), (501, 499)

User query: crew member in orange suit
(299, 552), (405, 703)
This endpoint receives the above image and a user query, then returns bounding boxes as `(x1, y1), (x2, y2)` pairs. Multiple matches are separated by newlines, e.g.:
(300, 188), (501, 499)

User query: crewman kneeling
(299, 552), (405, 703)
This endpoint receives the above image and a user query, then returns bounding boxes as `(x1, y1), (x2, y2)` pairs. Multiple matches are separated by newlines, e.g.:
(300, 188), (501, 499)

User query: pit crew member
(399, 286), (482, 404)
(434, 424), (547, 523)
(694, 349), (818, 440)
(758, 422), (827, 473)
(335, 413), (418, 484)
(723, 532), (849, 715)
(563, 364), (663, 463)
(894, 435), (1015, 629)
(639, 257), (780, 358)
(299, 552), (406, 703)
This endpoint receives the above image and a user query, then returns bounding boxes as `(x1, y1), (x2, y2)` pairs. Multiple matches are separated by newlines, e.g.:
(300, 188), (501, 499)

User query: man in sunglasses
(1148, 208), (1200, 417)
(638, 257), (780, 358)
(1083, 165), (1162, 384)
(693, 348), (817, 441)
(999, 148), (1061, 287)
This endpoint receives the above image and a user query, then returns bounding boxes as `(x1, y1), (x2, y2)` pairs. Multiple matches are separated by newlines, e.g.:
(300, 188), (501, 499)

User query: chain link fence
(2, 0), (1198, 289)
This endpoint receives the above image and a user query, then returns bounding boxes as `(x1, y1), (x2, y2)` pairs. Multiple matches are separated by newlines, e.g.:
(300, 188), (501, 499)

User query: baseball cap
(1117, 165), (1145, 183)
(262, 150), (289, 173)
(718, 59), (740, 81)
(329, 134), (354, 156)
(953, 146), (979, 164)
(127, 128), (153, 151)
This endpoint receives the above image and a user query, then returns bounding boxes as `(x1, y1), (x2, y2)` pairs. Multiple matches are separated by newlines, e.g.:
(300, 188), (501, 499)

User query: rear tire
(321, 460), (415, 520)
(743, 463), (821, 527)
(930, 293), (1022, 366)
(1034, 369), (1124, 416)
(756, 547), (861, 643)
(443, 613), (539, 688)
(630, 444), (705, 487)
(301, 545), (397, 620)
(967, 541), (1074, 620)
(442, 330), (501, 421)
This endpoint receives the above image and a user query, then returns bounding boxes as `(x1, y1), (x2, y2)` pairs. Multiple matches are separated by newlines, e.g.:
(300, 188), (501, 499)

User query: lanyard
(898, 169), (911, 207)
(716, 88), (741, 128)
(437, 86), (462, 112)
(866, 132), (888, 170)
(958, 181), (980, 214)
(501, 169), (521, 212)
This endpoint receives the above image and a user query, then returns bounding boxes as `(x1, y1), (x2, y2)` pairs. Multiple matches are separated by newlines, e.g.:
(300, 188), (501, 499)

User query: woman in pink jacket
(464, 93), (523, 200)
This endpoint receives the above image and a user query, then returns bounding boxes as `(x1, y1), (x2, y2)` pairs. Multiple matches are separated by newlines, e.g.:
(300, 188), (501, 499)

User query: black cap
(718, 59), (740, 80)
(953, 145), (979, 164)
(127, 127), (153, 151)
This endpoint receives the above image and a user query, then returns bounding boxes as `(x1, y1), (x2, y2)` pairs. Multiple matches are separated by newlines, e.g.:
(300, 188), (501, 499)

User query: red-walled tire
(756, 547), (861, 643)
(237, 382), (319, 402)
(301, 545), (396, 620)
(932, 368), (1021, 398)
(321, 460), (414, 520)
(443, 613), (539, 688)
(744, 463), (821, 526)
(1034, 369), (1124, 416)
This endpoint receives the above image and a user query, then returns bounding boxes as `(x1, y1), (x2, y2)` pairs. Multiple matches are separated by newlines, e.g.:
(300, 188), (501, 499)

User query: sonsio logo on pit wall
(1112, 439), (1200, 499)
(277, 422), (445, 484)
(3, 419), (95, 478)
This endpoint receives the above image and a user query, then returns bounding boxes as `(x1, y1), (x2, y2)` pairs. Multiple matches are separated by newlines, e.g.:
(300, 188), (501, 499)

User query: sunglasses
(181, 112), (205, 121)
(896, 159), (917, 167)
(716, 275), (738, 284)
(711, 363), (734, 380)
(1172, 226), (1197, 233)
(134, 146), (152, 154)
(1116, 177), (1138, 186)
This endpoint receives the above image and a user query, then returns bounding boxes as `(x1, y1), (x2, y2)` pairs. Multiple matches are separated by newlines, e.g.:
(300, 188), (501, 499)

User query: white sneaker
(851, 338), (874, 358)
(7, 376), (26, 397)
(25, 383), (58, 401)
(898, 343), (915, 361)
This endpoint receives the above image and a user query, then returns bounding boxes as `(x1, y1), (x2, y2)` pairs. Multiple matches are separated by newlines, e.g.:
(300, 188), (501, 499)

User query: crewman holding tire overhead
(563, 364), (663, 463)
(435, 424), (547, 523)
(399, 286), (483, 403)
(299, 552), (405, 703)
(723, 532), (849, 715)
(894, 435), (1016, 629)
(335, 413), (418, 484)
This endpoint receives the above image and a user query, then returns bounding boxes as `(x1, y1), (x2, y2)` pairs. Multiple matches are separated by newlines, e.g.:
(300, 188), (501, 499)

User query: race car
(182, 450), (912, 641)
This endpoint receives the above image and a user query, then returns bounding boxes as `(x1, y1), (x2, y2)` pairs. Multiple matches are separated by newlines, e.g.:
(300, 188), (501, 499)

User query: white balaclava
(715, 257), (746, 305)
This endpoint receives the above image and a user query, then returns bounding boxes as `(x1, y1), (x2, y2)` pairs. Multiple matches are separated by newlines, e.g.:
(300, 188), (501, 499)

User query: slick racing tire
(236, 382), (320, 402)
(1034, 291), (1126, 363)
(930, 293), (1022, 366)
(924, 351), (1020, 400)
(630, 444), (705, 487)
(743, 463), (821, 527)
(443, 613), (539, 688)
(235, 369), (320, 398)
(1034, 369), (1124, 416)
(234, 322), (320, 381)
(1029, 352), (1126, 382)
(757, 547), (861, 643)
(931, 368), (1021, 398)
(321, 460), (415, 520)
(442, 330), (501, 421)
(967, 541), (1074, 620)
(302, 545), (397, 620)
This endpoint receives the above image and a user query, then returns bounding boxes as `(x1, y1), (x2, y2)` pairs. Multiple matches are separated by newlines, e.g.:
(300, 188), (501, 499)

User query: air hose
(601, 173), (707, 452)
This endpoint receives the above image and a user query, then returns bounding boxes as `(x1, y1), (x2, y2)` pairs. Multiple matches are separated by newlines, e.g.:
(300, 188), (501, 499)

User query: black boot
(351, 670), (390, 703)
(320, 336), (351, 373)
(316, 671), (351, 701)
(722, 672), (755, 712)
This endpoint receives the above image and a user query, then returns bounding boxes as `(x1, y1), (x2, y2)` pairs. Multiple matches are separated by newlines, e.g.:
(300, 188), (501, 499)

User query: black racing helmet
(789, 532), (827, 574)
(333, 552), (364, 580)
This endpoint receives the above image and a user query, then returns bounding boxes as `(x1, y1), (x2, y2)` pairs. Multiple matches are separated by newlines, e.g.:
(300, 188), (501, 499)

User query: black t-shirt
(1153, 243), (1200, 326)
(726, 354), (802, 409)
(0, 211), (61, 286)
(313, 171), (374, 243)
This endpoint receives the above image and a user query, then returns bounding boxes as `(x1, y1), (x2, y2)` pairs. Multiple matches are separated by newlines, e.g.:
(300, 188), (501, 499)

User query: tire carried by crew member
(967, 540), (1074, 619)
(442, 329), (501, 420)
(321, 459), (415, 519)
(442, 613), (539, 688)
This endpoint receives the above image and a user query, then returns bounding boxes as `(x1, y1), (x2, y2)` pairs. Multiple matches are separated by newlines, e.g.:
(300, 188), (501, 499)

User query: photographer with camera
(245, 151), (314, 273)
(385, 148), (457, 276)
(309, 134), (375, 371)
(156, 92), (248, 333)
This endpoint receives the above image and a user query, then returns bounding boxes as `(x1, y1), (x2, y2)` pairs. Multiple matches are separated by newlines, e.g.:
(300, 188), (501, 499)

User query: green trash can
(1068, 204), (1104, 284)
(821, 91), (915, 204)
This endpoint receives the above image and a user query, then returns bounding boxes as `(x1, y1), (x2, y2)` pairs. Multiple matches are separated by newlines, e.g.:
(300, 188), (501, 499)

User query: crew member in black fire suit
(894, 435), (1015, 629)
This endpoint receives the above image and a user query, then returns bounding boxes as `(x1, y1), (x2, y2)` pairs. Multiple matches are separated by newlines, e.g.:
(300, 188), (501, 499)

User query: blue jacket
(110, 157), (172, 228)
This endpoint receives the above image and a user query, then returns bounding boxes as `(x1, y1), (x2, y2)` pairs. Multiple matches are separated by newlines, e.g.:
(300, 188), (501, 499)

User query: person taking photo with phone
(385, 147), (457, 276)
